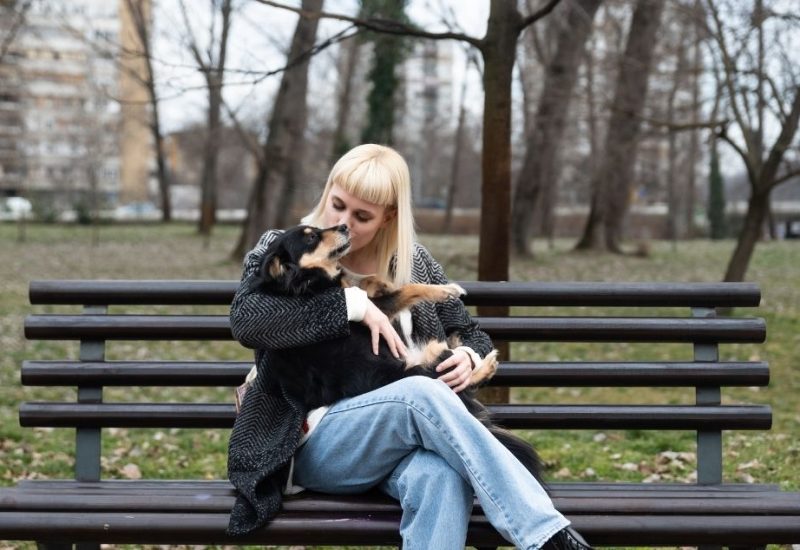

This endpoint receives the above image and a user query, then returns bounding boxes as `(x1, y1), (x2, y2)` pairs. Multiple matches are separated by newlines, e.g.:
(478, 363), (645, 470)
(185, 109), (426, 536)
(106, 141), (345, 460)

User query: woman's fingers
(436, 351), (472, 392)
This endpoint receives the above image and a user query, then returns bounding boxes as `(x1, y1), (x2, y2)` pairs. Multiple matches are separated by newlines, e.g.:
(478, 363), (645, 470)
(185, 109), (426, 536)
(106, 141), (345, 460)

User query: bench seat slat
(24, 314), (767, 343)
(28, 280), (762, 308)
(14, 480), (780, 494)
(2, 488), (799, 516)
(21, 360), (770, 387)
(18, 402), (772, 430)
(0, 512), (798, 546)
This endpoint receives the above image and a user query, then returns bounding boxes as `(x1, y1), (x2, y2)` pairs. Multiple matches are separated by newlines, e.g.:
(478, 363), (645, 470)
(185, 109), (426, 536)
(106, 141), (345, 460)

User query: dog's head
(252, 224), (351, 295)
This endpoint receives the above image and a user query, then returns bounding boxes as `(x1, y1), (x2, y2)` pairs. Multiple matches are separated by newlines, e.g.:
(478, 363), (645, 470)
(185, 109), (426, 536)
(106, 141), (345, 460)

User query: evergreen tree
(360, 0), (410, 145)
(707, 146), (728, 239)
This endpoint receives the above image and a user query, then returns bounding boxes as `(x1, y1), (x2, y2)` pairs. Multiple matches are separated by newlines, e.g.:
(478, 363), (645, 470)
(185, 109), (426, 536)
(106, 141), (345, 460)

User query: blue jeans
(293, 377), (570, 549)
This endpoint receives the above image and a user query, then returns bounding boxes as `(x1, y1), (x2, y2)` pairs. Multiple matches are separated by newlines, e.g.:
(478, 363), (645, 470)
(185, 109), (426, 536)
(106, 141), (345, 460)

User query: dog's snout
(337, 224), (349, 235)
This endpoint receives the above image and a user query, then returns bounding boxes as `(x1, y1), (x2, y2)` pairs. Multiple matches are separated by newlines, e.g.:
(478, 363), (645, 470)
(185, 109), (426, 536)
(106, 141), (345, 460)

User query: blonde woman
(227, 144), (591, 550)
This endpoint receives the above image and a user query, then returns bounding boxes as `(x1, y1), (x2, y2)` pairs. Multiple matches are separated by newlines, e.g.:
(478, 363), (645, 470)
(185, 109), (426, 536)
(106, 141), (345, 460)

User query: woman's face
(322, 184), (393, 254)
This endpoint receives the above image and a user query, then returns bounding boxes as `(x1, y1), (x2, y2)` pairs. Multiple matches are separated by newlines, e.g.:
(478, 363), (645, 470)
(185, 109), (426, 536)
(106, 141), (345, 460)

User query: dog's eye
(305, 234), (317, 244)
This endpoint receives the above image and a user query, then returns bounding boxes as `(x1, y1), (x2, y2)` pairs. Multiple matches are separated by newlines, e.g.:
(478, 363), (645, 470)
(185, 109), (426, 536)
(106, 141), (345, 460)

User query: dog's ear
(259, 239), (289, 283)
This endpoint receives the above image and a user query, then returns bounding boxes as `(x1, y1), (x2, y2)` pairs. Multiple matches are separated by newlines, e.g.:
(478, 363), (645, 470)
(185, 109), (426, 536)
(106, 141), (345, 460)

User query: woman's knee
(392, 375), (458, 404)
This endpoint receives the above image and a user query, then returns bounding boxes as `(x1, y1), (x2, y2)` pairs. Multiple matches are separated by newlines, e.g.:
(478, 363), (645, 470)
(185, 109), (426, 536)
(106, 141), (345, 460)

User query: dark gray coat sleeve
(413, 243), (495, 358)
(229, 229), (351, 350)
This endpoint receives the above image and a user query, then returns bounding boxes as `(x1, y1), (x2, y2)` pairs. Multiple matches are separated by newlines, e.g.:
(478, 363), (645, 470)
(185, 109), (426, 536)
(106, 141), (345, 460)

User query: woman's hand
(436, 350), (473, 393)
(362, 300), (408, 359)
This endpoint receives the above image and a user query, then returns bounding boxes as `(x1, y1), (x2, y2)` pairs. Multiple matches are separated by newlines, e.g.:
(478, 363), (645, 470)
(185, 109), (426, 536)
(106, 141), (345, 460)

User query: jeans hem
(525, 516), (572, 550)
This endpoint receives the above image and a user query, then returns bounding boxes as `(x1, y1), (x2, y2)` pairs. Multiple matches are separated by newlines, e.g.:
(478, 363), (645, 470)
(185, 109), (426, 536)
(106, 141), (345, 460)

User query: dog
(248, 224), (546, 485)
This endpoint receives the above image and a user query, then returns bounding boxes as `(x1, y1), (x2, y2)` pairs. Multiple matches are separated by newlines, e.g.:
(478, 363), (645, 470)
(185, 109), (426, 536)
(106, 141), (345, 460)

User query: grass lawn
(0, 222), (798, 550)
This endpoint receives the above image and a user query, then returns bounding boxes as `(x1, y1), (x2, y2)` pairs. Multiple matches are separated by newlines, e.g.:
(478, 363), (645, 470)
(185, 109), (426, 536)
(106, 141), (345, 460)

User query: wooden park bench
(1, 279), (799, 548)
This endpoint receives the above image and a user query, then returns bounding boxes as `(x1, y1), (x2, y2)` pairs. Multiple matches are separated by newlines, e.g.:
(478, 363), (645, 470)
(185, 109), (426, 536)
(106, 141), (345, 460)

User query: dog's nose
(337, 224), (349, 235)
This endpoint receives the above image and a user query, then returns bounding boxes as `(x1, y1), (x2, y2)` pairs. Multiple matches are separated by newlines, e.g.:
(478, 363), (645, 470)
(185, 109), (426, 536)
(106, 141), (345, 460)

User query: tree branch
(519, 0), (562, 31)
(774, 166), (800, 186)
(253, 0), (483, 48)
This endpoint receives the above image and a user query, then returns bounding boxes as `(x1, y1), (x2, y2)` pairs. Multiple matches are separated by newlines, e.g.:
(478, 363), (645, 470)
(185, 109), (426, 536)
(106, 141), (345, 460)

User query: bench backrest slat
(29, 280), (761, 308)
(21, 360), (770, 387)
(24, 315), (767, 343)
(19, 403), (773, 431)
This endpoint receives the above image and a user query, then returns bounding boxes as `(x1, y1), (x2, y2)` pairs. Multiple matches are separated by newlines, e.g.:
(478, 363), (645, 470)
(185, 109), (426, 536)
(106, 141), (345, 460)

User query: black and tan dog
(249, 224), (545, 484)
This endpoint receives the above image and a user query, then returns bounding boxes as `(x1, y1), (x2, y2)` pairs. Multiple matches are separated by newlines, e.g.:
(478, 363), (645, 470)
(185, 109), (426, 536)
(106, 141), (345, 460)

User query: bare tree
(254, 0), (562, 287)
(512, 0), (603, 257)
(575, 0), (665, 252)
(0, 0), (31, 64)
(705, 0), (800, 282)
(122, 0), (172, 221)
(179, 0), (235, 237)
(232, 0), (325, 259)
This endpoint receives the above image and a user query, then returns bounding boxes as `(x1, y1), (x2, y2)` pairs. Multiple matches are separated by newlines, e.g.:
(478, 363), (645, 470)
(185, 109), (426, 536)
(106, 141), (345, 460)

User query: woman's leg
(379, 449), (473, 550)
(293, 376), (570, 549)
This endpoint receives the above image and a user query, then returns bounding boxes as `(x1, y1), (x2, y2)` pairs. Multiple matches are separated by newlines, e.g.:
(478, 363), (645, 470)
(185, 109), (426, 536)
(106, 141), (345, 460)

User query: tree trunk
(231, 0), (323, 259)
(685, 0), (703, 237)
(126, 0), (171, 221)
(576, 0), (664, 252)
(723, 191), (768, 282)
(198, 77), (222, 235)
(331, 32), (361, 160)
(512, 0), (602, 256)
(476, 0), (522, 407)
(442, 56), (470, 233)
(478, 0), (520, 284)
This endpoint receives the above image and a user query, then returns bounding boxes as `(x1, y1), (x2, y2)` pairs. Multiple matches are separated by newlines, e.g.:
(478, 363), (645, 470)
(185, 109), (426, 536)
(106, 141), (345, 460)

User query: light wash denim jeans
(293, 376), (570, 550)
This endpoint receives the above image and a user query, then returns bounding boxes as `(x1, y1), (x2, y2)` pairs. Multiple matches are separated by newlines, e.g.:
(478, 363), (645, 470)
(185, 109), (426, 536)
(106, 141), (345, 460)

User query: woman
(227, 144), (592, 549)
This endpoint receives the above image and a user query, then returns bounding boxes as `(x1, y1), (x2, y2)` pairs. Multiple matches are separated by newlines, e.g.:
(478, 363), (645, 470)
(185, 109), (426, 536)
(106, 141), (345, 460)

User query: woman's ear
(382, 207), (397, 226)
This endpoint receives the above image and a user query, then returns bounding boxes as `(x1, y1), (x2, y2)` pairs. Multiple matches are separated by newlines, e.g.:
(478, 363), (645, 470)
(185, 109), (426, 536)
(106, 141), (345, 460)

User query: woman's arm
(230, 230), (351, 350)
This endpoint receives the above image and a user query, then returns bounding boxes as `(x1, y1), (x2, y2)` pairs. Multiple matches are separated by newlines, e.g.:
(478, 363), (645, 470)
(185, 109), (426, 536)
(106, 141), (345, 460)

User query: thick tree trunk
(723, 191), (768, 282)
(231, 0), (323, 259)
(474, 0), (524, 405)
(576, 0), (664, 252)
(478, 0), (519, 284)
(512, 0), (602, 256)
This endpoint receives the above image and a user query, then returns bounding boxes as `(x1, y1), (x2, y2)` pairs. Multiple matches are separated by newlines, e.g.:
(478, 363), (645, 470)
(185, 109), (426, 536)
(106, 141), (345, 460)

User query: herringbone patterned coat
(226, 229), (493, 535)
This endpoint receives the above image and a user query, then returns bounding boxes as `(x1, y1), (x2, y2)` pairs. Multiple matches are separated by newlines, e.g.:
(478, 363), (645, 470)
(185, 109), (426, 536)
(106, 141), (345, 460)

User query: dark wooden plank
(29, 280), (762, 308)
(488, 361), (769, 387)
(21, 360), (770, 387)
(18, 402), (772, 430)
(24, 315), (767, 343)
(14, 480), (780, 494)
(0, 512), (798, 546)
(21, 361), (253, 386)
(3, 487), (799, 515)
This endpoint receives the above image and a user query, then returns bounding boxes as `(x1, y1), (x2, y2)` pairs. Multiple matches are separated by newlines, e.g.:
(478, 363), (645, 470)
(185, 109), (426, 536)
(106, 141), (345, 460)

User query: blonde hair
(302, 144), (416, 285)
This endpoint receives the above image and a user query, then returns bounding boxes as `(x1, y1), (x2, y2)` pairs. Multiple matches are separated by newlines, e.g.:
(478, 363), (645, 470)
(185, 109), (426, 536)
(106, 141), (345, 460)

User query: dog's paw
(470, 349), (499, 386)
(442, 283), (467, 298)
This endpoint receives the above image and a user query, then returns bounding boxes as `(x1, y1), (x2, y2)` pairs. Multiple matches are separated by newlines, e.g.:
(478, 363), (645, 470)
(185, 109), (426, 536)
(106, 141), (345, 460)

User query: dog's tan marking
(403, 340), (450, 371)
(359, 276), (396, 298)
(298, 227), (348, 278)
(394, 283), (465, 311)
(268, 257), (284, 279)
(470, 349), (499, 386)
